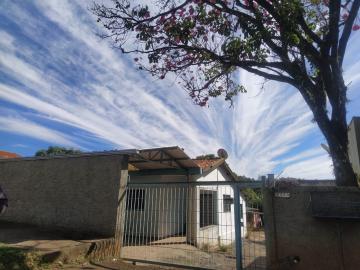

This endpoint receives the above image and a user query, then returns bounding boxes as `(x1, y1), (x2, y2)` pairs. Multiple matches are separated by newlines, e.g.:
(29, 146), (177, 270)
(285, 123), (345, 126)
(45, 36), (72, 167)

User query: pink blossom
(353, 24), (360, 31)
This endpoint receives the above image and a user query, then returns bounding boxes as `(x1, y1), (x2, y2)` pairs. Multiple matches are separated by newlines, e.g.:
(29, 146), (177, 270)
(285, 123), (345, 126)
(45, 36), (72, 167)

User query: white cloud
(223, 69), (320, 177)
(0, 30), (15, 50)
(280, 147), (326, 165)
(0, 115), (80, 148)
(282, 154), (333, 179)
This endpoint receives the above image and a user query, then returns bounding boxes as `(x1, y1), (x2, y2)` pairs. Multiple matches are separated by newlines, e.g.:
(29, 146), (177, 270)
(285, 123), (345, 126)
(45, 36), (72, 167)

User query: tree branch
(338, 0), (360, 66)
(327, 0), (341, 58)
(241, 66), (295, 85)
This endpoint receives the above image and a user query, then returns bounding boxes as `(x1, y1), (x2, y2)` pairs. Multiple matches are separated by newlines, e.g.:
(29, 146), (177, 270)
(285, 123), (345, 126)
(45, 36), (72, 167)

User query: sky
(0, 1), (360, 179)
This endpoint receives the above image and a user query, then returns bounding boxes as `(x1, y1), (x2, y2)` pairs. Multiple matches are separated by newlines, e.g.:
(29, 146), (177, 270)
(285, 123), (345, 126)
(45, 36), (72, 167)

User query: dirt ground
(51, 260), (169, 270)
(120, 230), (266, 270)
(0, 221), (265, 270)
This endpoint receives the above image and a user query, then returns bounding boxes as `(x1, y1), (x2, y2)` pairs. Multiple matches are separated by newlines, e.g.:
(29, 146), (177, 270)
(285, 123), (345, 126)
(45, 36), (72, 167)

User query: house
(0, 146), (246, 250)
(125, 147), (247, 248)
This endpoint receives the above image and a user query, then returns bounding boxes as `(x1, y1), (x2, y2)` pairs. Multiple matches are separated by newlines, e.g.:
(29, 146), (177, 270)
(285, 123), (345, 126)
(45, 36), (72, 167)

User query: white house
(124, 146), (247, 249)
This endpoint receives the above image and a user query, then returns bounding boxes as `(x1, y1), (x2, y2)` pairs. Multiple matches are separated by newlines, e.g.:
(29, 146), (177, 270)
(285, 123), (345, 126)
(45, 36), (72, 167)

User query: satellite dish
(217, 148), (228, 159)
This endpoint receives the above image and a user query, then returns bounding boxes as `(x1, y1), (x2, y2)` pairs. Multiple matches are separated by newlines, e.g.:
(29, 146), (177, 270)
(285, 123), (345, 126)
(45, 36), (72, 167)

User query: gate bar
(233, 184), (243, 270)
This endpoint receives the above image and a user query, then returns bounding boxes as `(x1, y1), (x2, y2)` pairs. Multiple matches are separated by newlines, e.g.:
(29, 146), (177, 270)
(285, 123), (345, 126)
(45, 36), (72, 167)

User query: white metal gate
(120, 181), (265, 270)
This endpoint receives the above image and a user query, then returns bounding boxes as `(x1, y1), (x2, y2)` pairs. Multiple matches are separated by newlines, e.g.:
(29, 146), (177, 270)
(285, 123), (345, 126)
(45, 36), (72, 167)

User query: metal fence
(120, 181), (265, 270)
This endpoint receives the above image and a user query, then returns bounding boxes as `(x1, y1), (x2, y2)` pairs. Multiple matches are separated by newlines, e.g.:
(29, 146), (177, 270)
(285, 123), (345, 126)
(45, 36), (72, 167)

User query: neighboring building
(349, 117), (360, 178)
(0, 151), (20, 159)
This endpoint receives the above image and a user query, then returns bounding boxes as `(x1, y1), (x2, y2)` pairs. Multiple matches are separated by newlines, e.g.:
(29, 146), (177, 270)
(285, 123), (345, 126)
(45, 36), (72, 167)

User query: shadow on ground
(0, 221), (107, 269)
(0, 221), (102, 245)
(244, 256), (266, 270)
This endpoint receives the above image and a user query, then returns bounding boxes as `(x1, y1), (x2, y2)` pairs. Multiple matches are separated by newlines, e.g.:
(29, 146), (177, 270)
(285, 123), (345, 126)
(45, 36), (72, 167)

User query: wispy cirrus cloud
(0, 114), (80, 148)
(1, 0), (359, 179)
(282, 154), (333, 179)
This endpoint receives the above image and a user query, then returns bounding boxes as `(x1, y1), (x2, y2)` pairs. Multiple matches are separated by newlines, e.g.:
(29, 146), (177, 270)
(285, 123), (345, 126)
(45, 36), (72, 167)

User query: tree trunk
(311, 83), (358, 186)
(328, 136), (357, 186)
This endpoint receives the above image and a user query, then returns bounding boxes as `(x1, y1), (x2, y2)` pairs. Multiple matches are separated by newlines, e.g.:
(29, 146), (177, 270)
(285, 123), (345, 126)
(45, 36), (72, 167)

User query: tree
(241, 188), (263, 208)
(35, 146), (82, 157)
(196, 154), (217, 159)
(92, 0), (360, 186)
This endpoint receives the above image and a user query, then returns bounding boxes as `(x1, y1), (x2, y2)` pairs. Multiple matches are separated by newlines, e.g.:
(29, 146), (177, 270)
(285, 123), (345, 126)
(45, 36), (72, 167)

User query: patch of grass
(218, 245), (229, 253)
(218, 243), (234, 253)
(200, 243), (210, 252)
(0, 244), (41, 270)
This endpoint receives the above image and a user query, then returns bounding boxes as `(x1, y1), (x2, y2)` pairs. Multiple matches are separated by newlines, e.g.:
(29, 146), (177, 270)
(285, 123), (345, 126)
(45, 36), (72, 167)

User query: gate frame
(120, 180), (263, 270)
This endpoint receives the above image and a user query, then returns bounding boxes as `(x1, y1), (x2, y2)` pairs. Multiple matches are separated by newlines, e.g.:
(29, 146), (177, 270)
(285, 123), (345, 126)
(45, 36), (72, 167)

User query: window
(200, 190), (217, 228)
(126, 189), (145, 211)
(223, 194), (233, 213)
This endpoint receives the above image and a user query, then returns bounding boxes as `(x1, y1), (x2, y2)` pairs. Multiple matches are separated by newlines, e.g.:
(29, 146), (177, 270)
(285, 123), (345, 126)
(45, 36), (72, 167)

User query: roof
(0, 146), (238, 178)
(0, 151), (20, 159)
(193, 158), (223, 170)
(0, 146), (200, 171)
(193, 157), (238, 181)
(220, 161), (238, 181)
(128, 146), (200, 171)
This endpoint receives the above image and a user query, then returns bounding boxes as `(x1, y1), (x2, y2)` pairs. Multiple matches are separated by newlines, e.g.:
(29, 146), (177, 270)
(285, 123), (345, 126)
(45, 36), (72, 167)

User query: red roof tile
(193, 158), (223, 169)
(0, 151), (21, 159)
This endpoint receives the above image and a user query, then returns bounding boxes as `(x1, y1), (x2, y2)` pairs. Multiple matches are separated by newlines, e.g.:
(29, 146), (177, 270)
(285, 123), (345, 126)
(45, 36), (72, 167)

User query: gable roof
(192, 158), (223, 170)
(219, 161), (238, 181)
(0, 151), (20, 159)
(193, 157), (238, 181)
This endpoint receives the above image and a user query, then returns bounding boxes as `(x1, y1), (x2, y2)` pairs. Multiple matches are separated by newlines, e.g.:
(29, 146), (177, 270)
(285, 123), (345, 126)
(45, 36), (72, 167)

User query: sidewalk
(53, 261), (164, 270)
(0, 221), (166, 270)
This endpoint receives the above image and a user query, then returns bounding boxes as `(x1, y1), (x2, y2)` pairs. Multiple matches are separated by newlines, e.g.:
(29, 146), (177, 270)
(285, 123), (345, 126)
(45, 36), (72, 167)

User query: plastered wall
(263, 184), (360, 270)
(0, 154), (127, 237)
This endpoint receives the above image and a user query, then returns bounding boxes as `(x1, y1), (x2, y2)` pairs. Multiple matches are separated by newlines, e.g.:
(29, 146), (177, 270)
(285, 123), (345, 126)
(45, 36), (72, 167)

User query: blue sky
(1, 1), (360, 179)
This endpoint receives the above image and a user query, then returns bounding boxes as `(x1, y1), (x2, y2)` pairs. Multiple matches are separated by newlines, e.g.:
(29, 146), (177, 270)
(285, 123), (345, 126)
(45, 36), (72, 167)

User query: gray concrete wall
(263, 183), (360, 270)
(0, 154), (127, 237)
(349, 117), (360, 178)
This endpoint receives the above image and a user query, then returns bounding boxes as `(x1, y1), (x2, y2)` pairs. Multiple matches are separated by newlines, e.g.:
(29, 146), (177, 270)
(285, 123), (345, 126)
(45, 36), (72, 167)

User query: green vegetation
(35, 146), (82, 157)
(241, 188), (263, 209)
(218, 244), (233, 253)
(195, 154), (216, 159)
(0, 245), (40, 270)
(235, 173), (263, 208)
(237, 174), (255, 182)
(0, 243), (90, 270)
(200, 243), (210, 252)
